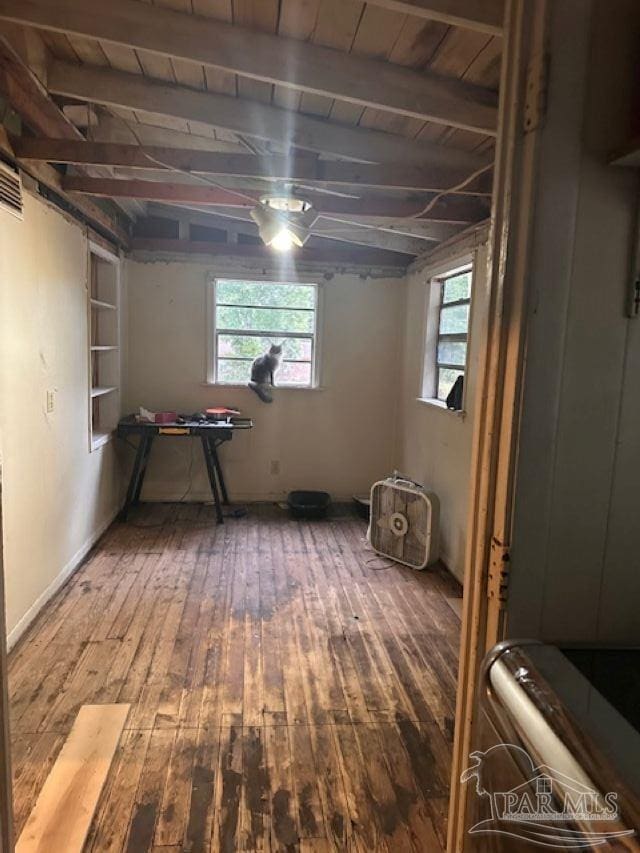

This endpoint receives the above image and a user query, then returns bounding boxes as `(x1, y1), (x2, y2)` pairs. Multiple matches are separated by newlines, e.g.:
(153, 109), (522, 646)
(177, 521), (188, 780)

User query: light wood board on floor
(15, 703), (130, 853)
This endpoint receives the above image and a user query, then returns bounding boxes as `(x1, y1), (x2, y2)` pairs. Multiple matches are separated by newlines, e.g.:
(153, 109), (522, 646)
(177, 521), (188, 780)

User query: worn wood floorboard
(9, 504), (461, 851)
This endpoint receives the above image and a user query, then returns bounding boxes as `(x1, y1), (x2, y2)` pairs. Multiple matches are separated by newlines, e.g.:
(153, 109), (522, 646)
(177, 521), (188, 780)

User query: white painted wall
(508, 0), (640, 644)
(395, 243), (489, 582)
(0, 192), (125, 644)
(124, 258), (404, 502)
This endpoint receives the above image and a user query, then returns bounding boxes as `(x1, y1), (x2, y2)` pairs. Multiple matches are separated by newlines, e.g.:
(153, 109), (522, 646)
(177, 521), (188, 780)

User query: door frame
(447, 0), (549, 849)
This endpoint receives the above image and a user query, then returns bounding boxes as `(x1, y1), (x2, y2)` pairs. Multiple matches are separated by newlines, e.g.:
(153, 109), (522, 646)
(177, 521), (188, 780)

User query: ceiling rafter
(363, 0), (504, 35)
(0, 0), (498, 133)
(0, 36), (129, 244)
(11, 136), (493, 194)
(144, 203), (435, 256)
(152, 202), (461, 243)
(130, 237), (414, 267)
(61, 175), (489, 222)
(46, 61), (490, 170)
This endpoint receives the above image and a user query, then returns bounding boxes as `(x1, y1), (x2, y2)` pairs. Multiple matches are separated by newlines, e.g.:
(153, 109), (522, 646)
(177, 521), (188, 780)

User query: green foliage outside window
(214, 280), (317, 386)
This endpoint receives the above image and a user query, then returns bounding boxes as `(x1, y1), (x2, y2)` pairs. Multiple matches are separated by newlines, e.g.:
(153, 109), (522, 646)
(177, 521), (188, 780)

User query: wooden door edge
(446, 1), (550, 850)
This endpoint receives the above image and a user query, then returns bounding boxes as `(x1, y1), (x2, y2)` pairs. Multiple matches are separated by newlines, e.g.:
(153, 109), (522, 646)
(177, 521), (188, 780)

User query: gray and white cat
(248, 343), (282, 403)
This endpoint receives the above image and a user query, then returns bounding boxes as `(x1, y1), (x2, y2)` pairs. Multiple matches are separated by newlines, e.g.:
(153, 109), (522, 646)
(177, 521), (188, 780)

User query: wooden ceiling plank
(12, 136), (491, 191)
(61, 174), (488, 221)
(339, 4), (410, 132)
(0, 0), (498, 133)
(273, 0), (320, 111)
(232, 0), (278, 104)
(191, 0), (236, 96)
(47, 61), (490, 169)
(359, 0), (504, 35)
(297, 0), (364, 122)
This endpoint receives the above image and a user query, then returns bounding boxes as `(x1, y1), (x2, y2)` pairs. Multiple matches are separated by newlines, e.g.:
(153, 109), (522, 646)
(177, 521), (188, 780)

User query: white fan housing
(368, 475), (440, 570)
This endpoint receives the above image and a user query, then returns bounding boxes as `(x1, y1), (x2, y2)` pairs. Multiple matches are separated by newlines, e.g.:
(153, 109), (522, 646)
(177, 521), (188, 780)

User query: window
(434, 265), (472, 401)
(88, 243), (121, 450)
(210, 279), (319, 387)
(537, 776), (552, 795)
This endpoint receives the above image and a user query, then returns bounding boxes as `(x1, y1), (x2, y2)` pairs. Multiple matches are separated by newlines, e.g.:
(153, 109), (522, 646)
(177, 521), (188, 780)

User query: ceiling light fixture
(250, 195), (316, 252)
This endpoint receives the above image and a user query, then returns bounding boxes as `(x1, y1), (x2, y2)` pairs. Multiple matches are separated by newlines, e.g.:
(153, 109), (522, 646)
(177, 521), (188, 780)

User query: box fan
(368, 473), (440, 570)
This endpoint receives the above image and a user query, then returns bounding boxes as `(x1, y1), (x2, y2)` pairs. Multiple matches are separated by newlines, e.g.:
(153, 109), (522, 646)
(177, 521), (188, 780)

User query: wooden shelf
(91, 345), (119, 352)
(90, 298), (117, 311)
(91, 386), (118, 399)
(91, 430), (113, 450)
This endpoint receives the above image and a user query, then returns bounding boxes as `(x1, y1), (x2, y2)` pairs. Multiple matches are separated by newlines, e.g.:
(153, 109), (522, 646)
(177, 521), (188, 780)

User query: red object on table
(206, 407), (241, 421)
(154, 411), (178, 424)
(206, 407), (241, 416)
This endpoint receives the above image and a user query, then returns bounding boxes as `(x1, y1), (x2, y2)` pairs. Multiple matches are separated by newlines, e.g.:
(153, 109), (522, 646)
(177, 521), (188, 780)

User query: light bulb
(270, 228), (295, 252)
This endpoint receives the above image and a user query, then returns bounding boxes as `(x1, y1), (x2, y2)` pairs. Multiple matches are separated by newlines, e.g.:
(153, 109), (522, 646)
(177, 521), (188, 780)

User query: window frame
(419, 256), (474, 410)
(207, 276), (322, 389)
(434, 264), (473, 403)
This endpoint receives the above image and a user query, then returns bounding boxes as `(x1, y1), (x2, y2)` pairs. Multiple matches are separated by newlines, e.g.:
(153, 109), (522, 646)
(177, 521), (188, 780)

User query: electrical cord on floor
(176, 438), (195, 503)
(364, 556), (395, 571)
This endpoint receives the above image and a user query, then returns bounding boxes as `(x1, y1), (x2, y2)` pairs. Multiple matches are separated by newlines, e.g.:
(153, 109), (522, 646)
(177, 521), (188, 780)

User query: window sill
(202, 382), (324, 391)
(416, 397), (466, 417)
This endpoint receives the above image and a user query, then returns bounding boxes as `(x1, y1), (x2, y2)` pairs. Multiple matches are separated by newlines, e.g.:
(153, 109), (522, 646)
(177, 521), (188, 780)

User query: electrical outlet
(46, 389), (55, 413)
(270, 460), (280, 476)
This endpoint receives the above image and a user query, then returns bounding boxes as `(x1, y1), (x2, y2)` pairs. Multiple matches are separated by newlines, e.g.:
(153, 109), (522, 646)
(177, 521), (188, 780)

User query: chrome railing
(462, 641), (640, 850)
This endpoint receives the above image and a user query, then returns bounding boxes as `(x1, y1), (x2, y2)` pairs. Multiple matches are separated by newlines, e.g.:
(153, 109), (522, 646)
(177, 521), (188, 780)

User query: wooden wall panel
(507, 0), (640, 644)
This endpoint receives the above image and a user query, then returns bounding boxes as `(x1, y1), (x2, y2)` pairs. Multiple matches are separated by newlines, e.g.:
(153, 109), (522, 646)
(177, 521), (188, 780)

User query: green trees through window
(214, 279), (318, 386)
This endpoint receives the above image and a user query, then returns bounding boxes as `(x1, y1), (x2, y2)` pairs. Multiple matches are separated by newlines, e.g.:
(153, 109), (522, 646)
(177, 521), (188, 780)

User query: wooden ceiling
(0, 0), (503, 265)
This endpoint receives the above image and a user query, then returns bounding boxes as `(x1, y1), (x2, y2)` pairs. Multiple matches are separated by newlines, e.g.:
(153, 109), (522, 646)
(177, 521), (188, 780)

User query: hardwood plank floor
(9, 504), (462, 852)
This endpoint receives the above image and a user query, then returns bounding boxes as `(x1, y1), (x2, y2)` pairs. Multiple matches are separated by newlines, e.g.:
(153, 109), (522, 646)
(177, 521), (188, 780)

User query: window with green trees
(212, 279), (319, 387)
(435, 266), (472, 401)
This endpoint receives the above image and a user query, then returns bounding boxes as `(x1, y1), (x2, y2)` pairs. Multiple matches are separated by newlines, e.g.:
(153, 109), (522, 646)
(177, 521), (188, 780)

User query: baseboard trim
(138, 490), (360, 504)
(7, 507), (120, 652)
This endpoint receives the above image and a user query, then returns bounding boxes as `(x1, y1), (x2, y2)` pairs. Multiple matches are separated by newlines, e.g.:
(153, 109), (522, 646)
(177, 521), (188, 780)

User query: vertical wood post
(446, 1), (549, 849)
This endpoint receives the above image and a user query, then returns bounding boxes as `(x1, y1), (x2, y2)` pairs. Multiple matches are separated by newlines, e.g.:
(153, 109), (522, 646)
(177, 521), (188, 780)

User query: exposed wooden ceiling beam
(0, 30), (143, 219)
(172, 202), (462, 240)
(12, 136), (493, 194)
(148, 202), (460, 243)
(0, 37), (130, 243)
(47, 61), (489, 170)
(362, 0), (504, 35)
(130, 238), (414, 267)
(0, 0), (499, 133)
(0, 38), (77, 139)
(62, 175), (488, 222)
(91, 112), (251, 155)
(145, 203), (435, 255)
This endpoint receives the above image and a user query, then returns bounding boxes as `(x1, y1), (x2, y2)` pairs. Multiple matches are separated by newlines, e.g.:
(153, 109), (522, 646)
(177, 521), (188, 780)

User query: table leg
(201, 435), (224, 524)
(211, 438), (230, 505)
(120, 434), (151, 521)
(133, 434), (154, 504)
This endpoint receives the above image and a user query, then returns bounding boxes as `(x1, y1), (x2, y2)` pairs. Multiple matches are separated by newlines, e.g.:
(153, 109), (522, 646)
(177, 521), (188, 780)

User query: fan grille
(370, 481), (431, 569)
